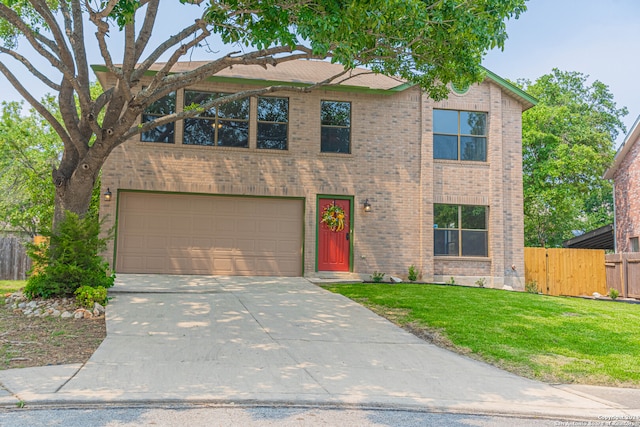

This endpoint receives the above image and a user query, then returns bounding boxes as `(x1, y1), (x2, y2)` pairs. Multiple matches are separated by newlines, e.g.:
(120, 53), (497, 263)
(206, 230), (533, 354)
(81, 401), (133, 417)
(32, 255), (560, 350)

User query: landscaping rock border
(3, 292), (105, 319)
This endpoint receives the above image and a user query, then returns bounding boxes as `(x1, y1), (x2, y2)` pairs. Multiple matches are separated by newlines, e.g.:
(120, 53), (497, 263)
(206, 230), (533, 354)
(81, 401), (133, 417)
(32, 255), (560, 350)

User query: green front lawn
(322, 283), (640, 387)
(0, 280), (25, 295)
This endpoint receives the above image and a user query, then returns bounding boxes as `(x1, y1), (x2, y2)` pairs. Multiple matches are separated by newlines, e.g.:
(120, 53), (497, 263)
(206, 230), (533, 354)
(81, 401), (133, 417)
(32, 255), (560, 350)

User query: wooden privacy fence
(0, 236), (31, 280)
(524, 248), (607, 297)
(605, 253), (640, 299)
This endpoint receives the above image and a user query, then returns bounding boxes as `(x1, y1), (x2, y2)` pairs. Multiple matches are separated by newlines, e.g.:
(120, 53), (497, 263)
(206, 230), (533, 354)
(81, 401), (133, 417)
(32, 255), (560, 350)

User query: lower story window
(631, 237), (639, 253)
(434, 204), (488, 257)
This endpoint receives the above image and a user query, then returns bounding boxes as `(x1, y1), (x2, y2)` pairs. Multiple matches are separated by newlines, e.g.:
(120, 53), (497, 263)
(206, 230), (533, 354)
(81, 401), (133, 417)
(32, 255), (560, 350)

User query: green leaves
(196, 0), (527, 100)
(0, 100), (60, 236)
(519, 70), (626, 247)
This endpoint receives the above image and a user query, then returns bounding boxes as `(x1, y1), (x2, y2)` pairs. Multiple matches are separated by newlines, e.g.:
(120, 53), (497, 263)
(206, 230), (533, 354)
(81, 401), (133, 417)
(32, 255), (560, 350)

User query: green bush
(408, 265), (418, 282)
(609, 288), (619, 300)
(75, 285), (108, 309)
(24, 211), (114, 299)
(371, 271), (385, 283)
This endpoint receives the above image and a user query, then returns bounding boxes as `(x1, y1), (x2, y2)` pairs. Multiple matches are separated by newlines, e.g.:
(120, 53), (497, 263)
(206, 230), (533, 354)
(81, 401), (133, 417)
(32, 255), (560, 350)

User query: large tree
(518, 69), (627, 247)
(0, 99), (60, 236)
(0, 0), (526, 228)
(0, 84), (104, 236)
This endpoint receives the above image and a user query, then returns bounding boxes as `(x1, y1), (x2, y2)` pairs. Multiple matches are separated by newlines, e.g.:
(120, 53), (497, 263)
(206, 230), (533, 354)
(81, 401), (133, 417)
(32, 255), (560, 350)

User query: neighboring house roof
(91, 60), (536, 109)
(562, 224), (614, 250)
(604, 114), (640, 179)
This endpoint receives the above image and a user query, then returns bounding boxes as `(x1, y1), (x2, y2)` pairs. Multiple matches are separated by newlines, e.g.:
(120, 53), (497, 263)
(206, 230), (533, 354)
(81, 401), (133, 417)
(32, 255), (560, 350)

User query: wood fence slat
(0, 236), (31, 281)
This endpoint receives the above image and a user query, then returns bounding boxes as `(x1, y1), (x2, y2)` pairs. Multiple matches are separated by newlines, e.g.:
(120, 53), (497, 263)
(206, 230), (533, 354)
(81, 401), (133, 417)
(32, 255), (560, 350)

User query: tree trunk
(52, 166), (98, 230)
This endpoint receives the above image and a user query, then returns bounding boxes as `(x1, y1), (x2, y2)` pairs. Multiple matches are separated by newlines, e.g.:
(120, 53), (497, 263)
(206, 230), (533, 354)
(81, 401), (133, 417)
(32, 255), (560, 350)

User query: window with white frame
(433, 109), (487, 161)
(434, 204), (488, 257)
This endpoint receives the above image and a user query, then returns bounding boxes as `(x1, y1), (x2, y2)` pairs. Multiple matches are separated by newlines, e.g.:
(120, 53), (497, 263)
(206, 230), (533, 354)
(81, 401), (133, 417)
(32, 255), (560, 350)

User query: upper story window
(434, 204), (488, 257)
(141, 91), (176, 143)
(183, 91), (249, 147)
(433, 109), (487, 161)
(257, 97), (289, 150)
(321, 101), (351, 153)
(631, 237), (639, 253)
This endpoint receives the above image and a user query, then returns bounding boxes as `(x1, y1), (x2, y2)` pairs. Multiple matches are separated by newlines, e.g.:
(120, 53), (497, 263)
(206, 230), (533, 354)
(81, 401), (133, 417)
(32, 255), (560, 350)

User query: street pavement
(1, 275), (639, 424)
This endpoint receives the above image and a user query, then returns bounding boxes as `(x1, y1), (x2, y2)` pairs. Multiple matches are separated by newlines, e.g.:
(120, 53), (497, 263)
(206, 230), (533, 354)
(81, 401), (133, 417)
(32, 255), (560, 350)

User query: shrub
(446, 277), (456, 285)
(24, 211), (114, 299)
(75, 285), (108, 309)
(371, 271), (385, 283)
(475, 277), (486, 288)
(525, 280), (539, 294)
(408, 265), (418, 282)
(609, 288), (619, 300)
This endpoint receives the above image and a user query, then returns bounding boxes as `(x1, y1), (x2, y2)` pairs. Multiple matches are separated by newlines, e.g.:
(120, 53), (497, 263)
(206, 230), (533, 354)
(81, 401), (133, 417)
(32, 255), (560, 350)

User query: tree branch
(0, 61), (71, 149)
(0, 4), (65, 71)
(131, 21), (202, 82)
(30, 0), (75, 73)
(134, 0), (160, 65)
(0, 47), (61, 91)
(122, 69), (350, 141)
(85, 0), (119, 21)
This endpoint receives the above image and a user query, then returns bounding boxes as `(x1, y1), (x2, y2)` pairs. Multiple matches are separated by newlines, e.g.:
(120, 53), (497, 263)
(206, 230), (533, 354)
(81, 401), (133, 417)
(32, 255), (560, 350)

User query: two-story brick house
(604, 115), (640, 253)
(95, 60), (535, 288)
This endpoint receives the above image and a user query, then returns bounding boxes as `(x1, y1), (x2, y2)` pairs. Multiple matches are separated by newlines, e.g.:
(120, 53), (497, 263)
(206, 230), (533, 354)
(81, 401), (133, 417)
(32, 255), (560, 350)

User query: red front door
(318, 198), (350, 271)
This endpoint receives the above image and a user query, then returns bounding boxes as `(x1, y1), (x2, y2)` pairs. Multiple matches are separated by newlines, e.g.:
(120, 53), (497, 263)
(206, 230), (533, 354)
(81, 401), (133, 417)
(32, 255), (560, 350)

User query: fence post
(622, 256), (628, 298)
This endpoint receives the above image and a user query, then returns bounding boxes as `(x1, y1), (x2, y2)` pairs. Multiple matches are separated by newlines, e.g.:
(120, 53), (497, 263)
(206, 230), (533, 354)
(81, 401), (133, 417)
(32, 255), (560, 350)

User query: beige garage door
(116, 192), (303, 276)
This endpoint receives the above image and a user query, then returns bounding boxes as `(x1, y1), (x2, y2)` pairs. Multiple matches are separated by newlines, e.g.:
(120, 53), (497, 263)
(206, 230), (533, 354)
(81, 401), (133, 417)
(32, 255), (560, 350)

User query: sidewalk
(1, 275), (639, 423)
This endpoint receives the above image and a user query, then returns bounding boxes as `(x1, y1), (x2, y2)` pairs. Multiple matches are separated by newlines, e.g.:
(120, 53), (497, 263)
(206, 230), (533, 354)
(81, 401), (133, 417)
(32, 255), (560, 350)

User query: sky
(482, 0), (640, 146)
(2, 0), (639, 145)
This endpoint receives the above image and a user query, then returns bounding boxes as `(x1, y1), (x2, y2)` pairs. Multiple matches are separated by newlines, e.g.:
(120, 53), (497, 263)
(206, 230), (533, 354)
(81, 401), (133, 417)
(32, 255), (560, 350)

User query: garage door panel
(214, 218), (237, 233)
(236, 239), (256, 253)
(192, 238), (214, 248)
(167, 216), (192, 233)
(169, 236), (191, 247)
(277, 239), (301, 254)
(213, 257), (234, 273)
(254, 240), (277, 253)
(115, 193), (303, 276)
(237, 218), (257, 232)
(146, 235), (168, 248)
(213, 238), (235, 252)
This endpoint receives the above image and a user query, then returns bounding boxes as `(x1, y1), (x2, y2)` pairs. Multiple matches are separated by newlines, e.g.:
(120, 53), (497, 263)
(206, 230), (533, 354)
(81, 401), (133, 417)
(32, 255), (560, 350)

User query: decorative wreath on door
(321, 202), (345, 232)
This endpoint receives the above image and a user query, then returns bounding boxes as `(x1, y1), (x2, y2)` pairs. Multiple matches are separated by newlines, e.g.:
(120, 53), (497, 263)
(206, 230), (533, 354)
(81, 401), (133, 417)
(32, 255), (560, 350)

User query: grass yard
(322, 283), (640, 387)
(0, 280), (25, 297)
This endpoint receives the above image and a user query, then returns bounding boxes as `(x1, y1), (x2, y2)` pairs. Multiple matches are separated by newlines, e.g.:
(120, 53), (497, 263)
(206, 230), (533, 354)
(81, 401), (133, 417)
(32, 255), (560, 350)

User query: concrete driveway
(5, 274), (638, 419)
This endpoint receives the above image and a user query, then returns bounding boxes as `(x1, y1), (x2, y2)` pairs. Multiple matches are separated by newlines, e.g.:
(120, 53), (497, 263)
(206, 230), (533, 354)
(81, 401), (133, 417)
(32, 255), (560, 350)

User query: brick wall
(613, 138), (640, 252)
(100, 76), (525, 288)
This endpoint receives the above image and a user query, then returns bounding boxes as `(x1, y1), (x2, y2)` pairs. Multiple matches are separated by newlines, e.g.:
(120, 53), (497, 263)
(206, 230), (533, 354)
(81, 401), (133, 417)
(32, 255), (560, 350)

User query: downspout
(612, 180), (617, 253)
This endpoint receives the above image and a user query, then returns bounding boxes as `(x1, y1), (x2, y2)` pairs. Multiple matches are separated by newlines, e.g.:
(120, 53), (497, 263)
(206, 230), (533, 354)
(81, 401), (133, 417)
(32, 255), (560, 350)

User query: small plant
(609, 288), (620, 300)
(371, 271), (385, 283)
(475, 277), (486, 288)
(525, 280), (539, 294)
(408, 265), (418, 282)
(446, 276), (456, 285)
(74, 286), (105, 309)
(74, 286), (108, 309)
